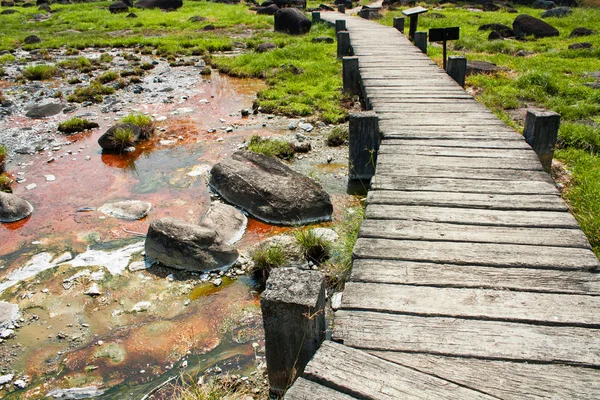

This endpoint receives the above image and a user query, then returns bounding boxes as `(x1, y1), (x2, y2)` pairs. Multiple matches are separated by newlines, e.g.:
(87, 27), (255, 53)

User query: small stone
(298, 122), (313, 132)
(0, 374), (13, 385)
(213, 278), (223, 287)
(288, 122), (297, 130)
(0, 329), (15, 339)
(45, 175), (56, 181)
(84, 283), (102, 296)
(131, 301), (151, 313)
(25, 183), (37, 190)
(13, 379), (26, 389)
(331, 292), (343, 310)
(183, 299), (191, 306)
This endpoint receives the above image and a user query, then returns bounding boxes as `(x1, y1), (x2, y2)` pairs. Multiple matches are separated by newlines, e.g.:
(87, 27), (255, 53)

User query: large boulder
(209, 151), (333, 225)
(145, 217), (238, 271)
(199, 202), (247, 245)
(0, 192), (33, 223)
(466, 60), (502, 75)
(255, 4), (278, 14)
(478, 23), (515, 37)
(109, 1), (129, 13)
(541, 6), (572, 17)
(513, 14), (559, 38)
(570, 27), (593, 37)
(25, 103), (63, 118)
(533, 0), (554, 9)
(274, 8), (311, 35)
(97, 123), (141, 151)
(134, 0), (181, 9)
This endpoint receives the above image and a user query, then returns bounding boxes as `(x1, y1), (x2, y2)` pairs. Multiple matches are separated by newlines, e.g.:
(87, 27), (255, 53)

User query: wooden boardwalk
(286, 12), (600, 400)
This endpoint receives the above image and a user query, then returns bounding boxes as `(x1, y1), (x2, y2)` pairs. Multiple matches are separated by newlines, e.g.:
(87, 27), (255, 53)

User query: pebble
(213, 278), (223, 287)
(0, 329), (15, 339)
(26, 183), (37, 190)
(13, 379), (26, 389)
(0, 374), (14, 385)
(183, 299), (191, 306)
(131, 301), (151, 313)
(299, 122), (313, 132)
(288, 122), (297, 130)
(84, 283), (102, 296)
(45, 175), (56, 181)
(156, 116), (167, 122)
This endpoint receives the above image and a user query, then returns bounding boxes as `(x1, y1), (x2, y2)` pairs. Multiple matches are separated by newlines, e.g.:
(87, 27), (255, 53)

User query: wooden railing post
(335, 19), (346, 33)
(337, 31), (351, 59)
(447, 55), (466, 88)
(261, 268), (326, 397)
(343, 56), (360, 96)
(311, 11), (321, 23)
(523, 110), (561, 173)
(349, 111), (380, 180)
(393, 17), (405, 34)
(337, 4), (345, 13)
(414, 31), (427, 54)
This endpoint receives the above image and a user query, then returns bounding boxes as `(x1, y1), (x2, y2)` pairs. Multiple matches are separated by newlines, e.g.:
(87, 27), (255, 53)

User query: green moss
(57, 117), (99, 134)
(247, 135), (294, 160)
(93, 343), (127, 364)
(67, 82), (115, 103)
(22, 64), (58, 80)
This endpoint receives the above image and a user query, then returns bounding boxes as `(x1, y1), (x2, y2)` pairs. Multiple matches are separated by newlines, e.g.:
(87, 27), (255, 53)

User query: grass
(0, 144), (6, 172)
(58, 56), (93, 71)
(326, 126), (348, 146)
(113, 126), (137, 148)
(249, 244), (288, 287)
(57, 117), (100, 134)
(97, 71), (119, 84)
(121, 113), (155, 139)
(0, 173), (11, 193)
(294, 228), (331, 264)
(169, 374), (267, 400)
(247, 135), (294, 159)
(67, 81), (115, 103)
(22, 64), (58, 80)
(378, 3), (600, 256)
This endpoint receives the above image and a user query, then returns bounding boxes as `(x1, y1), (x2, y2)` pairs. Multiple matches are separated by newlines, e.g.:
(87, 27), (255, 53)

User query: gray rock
(466, 60), (502, 75)
(0, 374), (13, 385)
(478, 23), (515, 37)
(274, 8), (311, 35)
(292, 141), (311, 153)
(256, 42), (277, 53)
(256, 3), (278, 14)
(312, 36), (334, 43)
(569, 42), (592, 50)
(46, 386), (105, 399)
(199, 202), (247, 245)
(98, 200), (152, 220)
(488, 31), (504, 40)
(188, 15), (206, 22)
(541, 6), (572, 18)
(533, 0), (554, 9)
(0, 192), (33, 223)
(25, 103), (63, 118)
(134, 0), (181, 9)
(0, 301), (19, 330)
(209, 151), (333, 225)
(145, 217), (239, 272)
(108, 1), (129, 13)
(570, 27), (594, 37)
(13, 379), (26, 389)
(513, 14), (559, 38)
(97, 123), (141, 151)
(0, 329), (15, 339)
(24, 35), (41, 44)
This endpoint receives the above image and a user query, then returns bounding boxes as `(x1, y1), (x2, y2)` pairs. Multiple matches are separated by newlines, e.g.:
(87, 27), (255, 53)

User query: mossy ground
(380, 4), (600, 255)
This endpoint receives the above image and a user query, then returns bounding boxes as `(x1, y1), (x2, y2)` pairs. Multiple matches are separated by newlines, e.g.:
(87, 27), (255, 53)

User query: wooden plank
(377, 153), (543, 170)
(371, 176), (557, 195)
(353, 238), (599, 270)
(342, 282), (600, 326)
(377, 115), (509, 124)
(382, 138), (532, 149)
(284, 378), (357, 400)
(378, 145), (539, 160)
(374, 164), (552, 181)
(381, 131), (523, 140)
(333, 310), (600, 367)
(366, 190), (568, 211)
(358, 219), (590, 248)
(365, 204), (578, 228)
(351, 259), (600, 295)
(372, 104), (491, 113)
(301, 341), (494, 400)
(370, 351), (600, 400)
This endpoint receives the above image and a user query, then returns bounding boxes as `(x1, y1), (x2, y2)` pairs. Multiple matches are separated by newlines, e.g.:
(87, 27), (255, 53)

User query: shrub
(294, 229), (331, 264)
(120, 113), (154, 139)
(250, 244), (288, 287)
(22, 64), (57, 80)
(326, 126), (348, 146)
(57, 117), (99, 134)
(247, 135), (294, 159)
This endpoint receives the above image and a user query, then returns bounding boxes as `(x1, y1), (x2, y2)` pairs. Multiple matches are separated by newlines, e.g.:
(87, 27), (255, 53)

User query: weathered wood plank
(353, 238), (599, 270)
(370, 351), (600, 400)
(382, 138), (532, 149)
(333, 310), (600, 366)
(381, 131), (523, 140)
(377, 153), (543, 170)
(378, 145), (538, 160)
(366, 190), (568, 211)
(371, 176), (557, 195)
(358, 219), (590, 248)
(302, 341), (494, 400)
(284, 378), (357, 400)
(374, 164), (552, 182)
(372, 104), (491, 113)
(351, 259), (600, 295)
(342, 282), (600, 326)
(365, 204), (578, 228)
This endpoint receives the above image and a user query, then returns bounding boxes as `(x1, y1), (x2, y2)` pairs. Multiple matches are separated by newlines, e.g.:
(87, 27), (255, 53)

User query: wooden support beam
(349, 111), (380, 180)
(393, 17), (405, 34)
(337, 30), (351, 59)
(447, 55), (466, 88)
(414, 31), (427, 54)
(523, 109), (561, 173)
(342, 56), (360, 96)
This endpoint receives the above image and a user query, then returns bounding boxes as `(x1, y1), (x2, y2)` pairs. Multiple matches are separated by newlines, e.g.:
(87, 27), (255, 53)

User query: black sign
(429, 27), (460, 42)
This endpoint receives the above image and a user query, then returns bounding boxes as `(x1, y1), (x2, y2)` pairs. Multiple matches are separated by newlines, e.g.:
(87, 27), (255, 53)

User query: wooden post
(335, 19), (346, 33)
(523, 110), (560, 173)
(414, 31), (427, 54)
(343, 56), (360, 96)
(349, 111), (380, 180)
(393, 17), (405, 34)
(312, 11), (321, 23)
(337, 31), (351, 59)
(408, 15), (418, 41)
(337, 4), (345, 13)
(261, 268), (326, 397)
(344, 0), (352, 9)
(446, 56), (466, 88)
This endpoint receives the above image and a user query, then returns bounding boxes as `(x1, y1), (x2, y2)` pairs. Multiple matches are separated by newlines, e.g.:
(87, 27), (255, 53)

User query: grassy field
(380, 4), (600, 255)
(0, 1), (344, 122)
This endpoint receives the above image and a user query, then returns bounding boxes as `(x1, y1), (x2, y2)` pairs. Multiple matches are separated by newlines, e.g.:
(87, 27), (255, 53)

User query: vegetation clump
(250, 244), (288, 287)
(67, 82), (115, 103)
(22, 64), (58, 80)
(0, 173), (12, 193)
(294, 228), (331, 264)
(57, 117), (99, 134)
(97, 71), (119, 84)
(0, 144), (7, 173)
(121, 113), (154, 139)
(326, 126), (348, 147)
(247, 135), (294, 160)
(59, 57), (92, 71)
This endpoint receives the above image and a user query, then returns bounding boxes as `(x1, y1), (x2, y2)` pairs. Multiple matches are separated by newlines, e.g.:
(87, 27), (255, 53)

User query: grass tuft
(247, 135), (294, 160)
(249, 244), (288, 287)
(67, 82), (115, 103)
(97, 71), (119, 84)
(57, 117), (99, 134)
(0, 173), (12, 193)
(294, 228), (331, 264)
(22, 64), (58, 80)
(326, 126), (348, 146)
(0, 144), (7, 172)
(120, 113), (154, 139)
